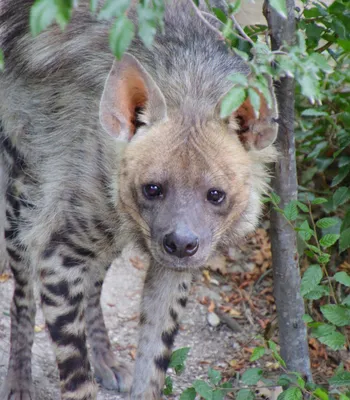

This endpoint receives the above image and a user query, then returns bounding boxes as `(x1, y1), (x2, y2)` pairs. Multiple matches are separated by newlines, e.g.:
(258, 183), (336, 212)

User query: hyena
(0, 0), (278, 399)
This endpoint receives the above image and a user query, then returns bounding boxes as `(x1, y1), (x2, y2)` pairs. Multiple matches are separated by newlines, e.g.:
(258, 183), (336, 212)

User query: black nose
(163, 231), (199, 258)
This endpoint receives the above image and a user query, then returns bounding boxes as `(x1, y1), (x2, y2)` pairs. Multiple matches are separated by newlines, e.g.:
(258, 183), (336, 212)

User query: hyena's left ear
(224, 82), (278, 151)
(99, 53), (167, 141)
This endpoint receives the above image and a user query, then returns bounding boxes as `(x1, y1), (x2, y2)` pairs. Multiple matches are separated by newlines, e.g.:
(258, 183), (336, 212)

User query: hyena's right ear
(99, 53), (167, 141)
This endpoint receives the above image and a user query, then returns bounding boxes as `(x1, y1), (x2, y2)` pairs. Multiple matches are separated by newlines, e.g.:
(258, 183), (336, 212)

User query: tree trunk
(263, 0), (313, 380)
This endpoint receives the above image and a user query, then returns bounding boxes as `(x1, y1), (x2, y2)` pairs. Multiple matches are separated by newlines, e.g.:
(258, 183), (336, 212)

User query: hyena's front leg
(1, 252), (36, 400)
(131, 262), (192, 399)
(85, 271), (132, 392)
(38, 236), (98, 400)
(1, 181), (36, 400)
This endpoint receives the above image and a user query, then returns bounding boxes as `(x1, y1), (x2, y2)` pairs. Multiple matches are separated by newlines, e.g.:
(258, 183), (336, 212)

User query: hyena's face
(118, 119), (253, 270)
(99, 54), (277, 269)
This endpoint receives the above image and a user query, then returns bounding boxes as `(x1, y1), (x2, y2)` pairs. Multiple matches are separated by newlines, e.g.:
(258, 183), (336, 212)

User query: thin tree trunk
(263, 0), (313, 380)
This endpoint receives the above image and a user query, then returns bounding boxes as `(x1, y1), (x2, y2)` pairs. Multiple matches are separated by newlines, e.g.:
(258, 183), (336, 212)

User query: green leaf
(109, 16), (135, 59)
(278, 387), (302, 400)
(284, 200), (298, 221)
(169, 347), (190, 369)
(296, 201), (308, 212)
(303, 285), (329, 300)
(250, 346), (265, 361)
(331, 165), (350, 187)
(300, 265), (323, 296)
(318, 331), (346, 350)
(0, 49), (4, 71)
(277, 374), (296, 386)
(227, 73), (248, 86)
(341, 209), (350, 232)
(269, 0), (287, 18)
(339, 228), (350, 253)
(329, 371), (350, 387)
(299, 72), (318, 103)
(333, 187), (350, 207)
(319, 234), (340, 248)
(220, 381), (233, 389)
(296, 376), (305, 389)
(193, 380), (213, 400)
(317, 253), (331, 264)
(334, 272), (350, 287)
(273, 352), (286, 367)
(302, 314), (313, 323)
(310, 323), (335, 338)
(321, 305), (350, 327)
(312, 198), (328, 205)
(98, 0), (129, 20)
(316, 218), (339, 229)
(298, 220), (313, 241)
(212, 389), (225, 400)
(137, 4), (162, 49)
(236, 389), (254, 400)
(179, 387), (196, 400)
(241, 368), (263, 385)
(268, 340), (277, 352)
(306, 244), (321, 255)
(30, 0), (74, 36)
(270, 192), (281, 205)
(163, 376), (173, 395)
(342, 295), (350, 306)
(208, 368), (221, 386)
(220, 87), (247, 118)
(247, 88), (261, 118)
(313, 387), (329, 400)
(301, 109), (328, 117)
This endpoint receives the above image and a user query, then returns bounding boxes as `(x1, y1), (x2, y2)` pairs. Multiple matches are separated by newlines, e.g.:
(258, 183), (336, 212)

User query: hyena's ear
(224, 82), (278, 151)
(99, 53), (167, 141)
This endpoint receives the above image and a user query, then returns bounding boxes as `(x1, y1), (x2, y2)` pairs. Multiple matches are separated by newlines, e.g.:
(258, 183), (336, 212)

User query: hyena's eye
(207, 189), (226, 205)
(143, 184), (164, 200)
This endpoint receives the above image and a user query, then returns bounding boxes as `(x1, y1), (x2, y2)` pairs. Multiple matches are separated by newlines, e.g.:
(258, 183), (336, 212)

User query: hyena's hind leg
(1, 170), (36, 400)
(38, 227), (98, 400)
(86, 269), (132, 392)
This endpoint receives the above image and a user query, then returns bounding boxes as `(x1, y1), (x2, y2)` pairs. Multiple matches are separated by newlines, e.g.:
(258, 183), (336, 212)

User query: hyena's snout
(163, 228), (199, 258)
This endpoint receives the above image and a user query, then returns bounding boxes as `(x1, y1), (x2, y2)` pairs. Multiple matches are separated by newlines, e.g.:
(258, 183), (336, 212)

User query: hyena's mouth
(150, 244), (209, 271)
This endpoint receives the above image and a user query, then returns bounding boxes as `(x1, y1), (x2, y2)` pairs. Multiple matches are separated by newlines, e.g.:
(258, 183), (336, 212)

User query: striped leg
(38, 232), (98, 400)
(130, 262), (192, 399)
(0, 161), (8, 274)
(1, 189), (36, 400)
(86, 274), (132, 392)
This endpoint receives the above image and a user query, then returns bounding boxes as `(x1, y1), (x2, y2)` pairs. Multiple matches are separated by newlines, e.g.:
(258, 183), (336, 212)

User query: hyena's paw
(92, 353), (132, 392)
(1, 380), (35, 400)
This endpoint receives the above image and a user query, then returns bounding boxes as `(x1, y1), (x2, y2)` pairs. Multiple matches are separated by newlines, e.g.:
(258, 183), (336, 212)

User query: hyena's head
(100, 54), (277, 270)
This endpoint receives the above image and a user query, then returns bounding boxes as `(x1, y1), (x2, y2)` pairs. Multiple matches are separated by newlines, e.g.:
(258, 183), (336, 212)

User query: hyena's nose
(163, 231), (199, 258)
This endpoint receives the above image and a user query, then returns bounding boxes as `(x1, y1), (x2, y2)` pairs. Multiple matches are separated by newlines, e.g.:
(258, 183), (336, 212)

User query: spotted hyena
(0, 0), (278, 399)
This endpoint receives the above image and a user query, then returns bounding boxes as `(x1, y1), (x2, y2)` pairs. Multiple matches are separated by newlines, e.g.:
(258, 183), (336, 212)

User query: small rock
(244, 262), (256, 272)
(207, 312), (220, 327)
